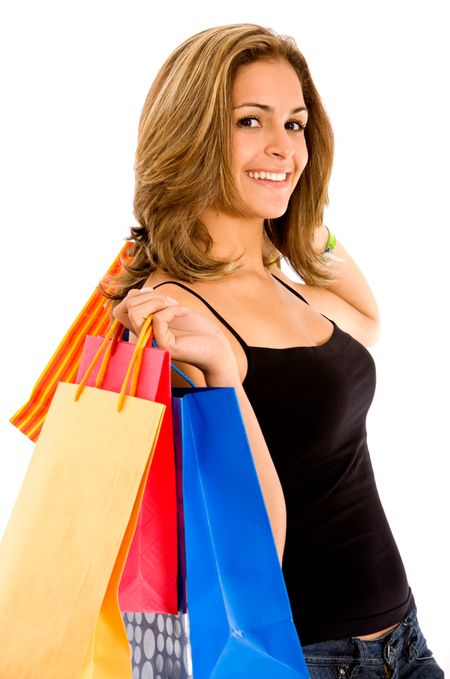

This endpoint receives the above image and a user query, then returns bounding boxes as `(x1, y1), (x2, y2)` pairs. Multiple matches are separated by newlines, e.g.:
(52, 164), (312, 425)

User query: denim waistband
(302, 607), (420, 669)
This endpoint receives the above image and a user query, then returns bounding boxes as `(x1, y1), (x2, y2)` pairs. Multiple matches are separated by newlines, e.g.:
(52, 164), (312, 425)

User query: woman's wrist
(203, 358), (241, 388)
(204, 370), (241, 388)
(313, 224), (329, 254)
(314, 224), (336, 255)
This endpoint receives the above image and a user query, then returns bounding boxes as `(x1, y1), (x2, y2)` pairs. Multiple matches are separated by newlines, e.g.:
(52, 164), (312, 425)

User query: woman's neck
(199, 209), (268, 277)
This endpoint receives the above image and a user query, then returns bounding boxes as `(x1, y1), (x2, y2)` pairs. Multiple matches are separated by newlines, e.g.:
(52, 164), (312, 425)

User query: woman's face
(231, 59), (308, 220)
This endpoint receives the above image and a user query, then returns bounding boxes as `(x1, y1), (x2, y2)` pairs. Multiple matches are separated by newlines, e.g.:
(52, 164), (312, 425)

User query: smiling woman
(99, 24), (447, 677)
(9, 21), (444, 679)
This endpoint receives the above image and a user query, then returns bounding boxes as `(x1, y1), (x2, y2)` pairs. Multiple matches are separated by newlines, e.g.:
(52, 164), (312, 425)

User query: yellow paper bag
(0, 317), (165, 679)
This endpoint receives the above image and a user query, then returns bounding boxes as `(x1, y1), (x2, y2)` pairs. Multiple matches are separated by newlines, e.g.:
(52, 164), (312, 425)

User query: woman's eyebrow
(233, 103), (308, 114)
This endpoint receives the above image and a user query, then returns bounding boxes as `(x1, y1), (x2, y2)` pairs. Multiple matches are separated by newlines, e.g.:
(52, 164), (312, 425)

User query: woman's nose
(265, 127), (295, 159)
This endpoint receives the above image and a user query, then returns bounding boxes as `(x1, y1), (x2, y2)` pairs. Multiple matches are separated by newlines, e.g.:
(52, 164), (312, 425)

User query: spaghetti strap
(271, 274), (310, 305)
(153, 281), (249, 350)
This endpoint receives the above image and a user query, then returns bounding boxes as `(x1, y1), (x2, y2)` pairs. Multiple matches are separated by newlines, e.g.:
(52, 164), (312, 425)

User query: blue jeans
(302, 608), (444, 678)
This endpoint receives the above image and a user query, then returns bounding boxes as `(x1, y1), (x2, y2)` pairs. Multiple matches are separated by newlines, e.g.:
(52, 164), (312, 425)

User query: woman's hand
(113, 288), (240, 384)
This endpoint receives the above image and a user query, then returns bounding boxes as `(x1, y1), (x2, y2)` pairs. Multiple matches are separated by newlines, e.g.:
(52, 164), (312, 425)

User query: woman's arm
(202, 368), (287, 563)
(114, 288), (287, 564)
(272, 224), (381, 347)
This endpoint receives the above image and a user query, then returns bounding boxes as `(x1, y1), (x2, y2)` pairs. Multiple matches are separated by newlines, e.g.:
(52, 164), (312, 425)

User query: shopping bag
(9, 242), (132, 442)
(122, 610), (193, 679)
(0, 317), (165, 679)
(173, 387), (310, 679)
(76, 327), (178, 613)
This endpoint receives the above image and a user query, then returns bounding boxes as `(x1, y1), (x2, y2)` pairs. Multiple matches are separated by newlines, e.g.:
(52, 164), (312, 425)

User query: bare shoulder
(267, 266), (316, 301)
(268, 265), (380, 347)
(267, 264), (338, 318)
(144, 271), (207, 312)
(143, 272), (212, 388)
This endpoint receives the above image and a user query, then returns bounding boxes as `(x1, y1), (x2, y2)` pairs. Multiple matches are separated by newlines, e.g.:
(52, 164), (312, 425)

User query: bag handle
(117, 316), (153, 410)
(120, 327), (196, 388)
(94, 321), (125, 389)
(75, 316), (154, 411)
(151, 338), (196, 388)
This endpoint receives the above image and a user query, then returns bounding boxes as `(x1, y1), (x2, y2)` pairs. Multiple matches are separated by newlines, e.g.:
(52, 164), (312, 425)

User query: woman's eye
(237, 116), (261, 128)
(286, 120), (307, 132)
(236, 116), (306, 131)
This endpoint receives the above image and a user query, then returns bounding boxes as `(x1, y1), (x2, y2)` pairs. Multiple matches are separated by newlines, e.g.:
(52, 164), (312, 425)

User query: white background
(1, 0), (449, 671)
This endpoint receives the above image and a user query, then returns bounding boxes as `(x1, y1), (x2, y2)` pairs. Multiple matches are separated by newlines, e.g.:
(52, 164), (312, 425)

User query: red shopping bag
(75, 323), (178, 613)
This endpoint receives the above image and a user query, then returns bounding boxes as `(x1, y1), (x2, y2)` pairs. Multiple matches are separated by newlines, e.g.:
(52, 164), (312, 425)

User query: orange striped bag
(10, 243), (131, 442)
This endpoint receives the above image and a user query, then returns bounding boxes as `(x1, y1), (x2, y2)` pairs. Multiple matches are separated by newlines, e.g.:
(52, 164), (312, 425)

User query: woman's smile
(244, 169), (292, 188)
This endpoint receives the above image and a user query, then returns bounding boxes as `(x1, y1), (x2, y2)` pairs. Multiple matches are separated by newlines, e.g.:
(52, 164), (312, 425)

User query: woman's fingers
(150, 306), (192, 347)
(113, 288), (152, 323)
(151, 306), (234, 373)
(113, 290), (233, 375)
(113, 288), (182, 335)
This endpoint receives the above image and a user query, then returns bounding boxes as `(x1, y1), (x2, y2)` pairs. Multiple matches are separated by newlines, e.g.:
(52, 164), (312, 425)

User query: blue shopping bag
(172, 387), (309, 679)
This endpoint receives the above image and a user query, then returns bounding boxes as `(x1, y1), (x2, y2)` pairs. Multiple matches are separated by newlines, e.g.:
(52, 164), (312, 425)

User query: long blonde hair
(104, 23), (335, 301)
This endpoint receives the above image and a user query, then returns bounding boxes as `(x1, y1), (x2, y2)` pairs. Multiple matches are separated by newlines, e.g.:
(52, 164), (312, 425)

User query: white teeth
(247, 171), (287, 182)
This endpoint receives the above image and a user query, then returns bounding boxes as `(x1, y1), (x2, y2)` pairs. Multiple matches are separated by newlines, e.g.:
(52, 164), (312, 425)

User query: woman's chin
(243, 202), (290, 221)
(263, 206), (289, 220)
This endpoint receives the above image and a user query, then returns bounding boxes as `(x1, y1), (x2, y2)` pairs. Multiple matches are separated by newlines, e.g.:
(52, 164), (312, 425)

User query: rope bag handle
(74, 316), (154, 411)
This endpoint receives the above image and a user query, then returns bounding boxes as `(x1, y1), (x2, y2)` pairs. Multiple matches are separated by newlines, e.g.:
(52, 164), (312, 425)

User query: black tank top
(154, 276), (414, 645)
